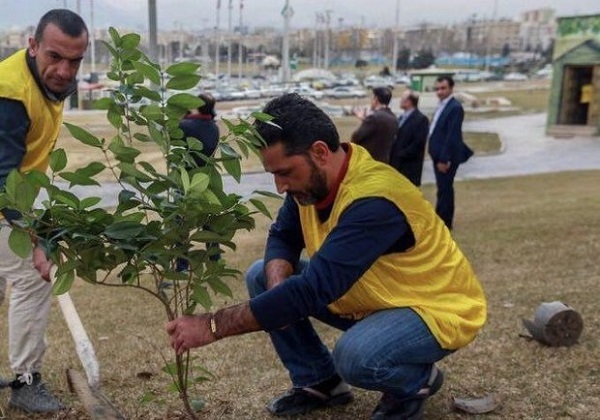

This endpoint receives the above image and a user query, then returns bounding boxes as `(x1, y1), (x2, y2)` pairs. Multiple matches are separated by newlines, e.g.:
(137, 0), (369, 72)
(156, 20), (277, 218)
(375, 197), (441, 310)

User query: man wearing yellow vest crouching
(0, 9), (88, 413)
(166, 93), (487, 420)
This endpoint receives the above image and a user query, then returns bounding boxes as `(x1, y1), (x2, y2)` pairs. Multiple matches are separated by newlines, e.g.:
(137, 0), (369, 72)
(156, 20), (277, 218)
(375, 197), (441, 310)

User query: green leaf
(135, 85), (162, 102)
(24, 170), (51, 188)
(93, 97), (113, 110)
(49, 149), (68, 172)
(104, 221), (145, 240)
(52, 270), (75, 295)
(191, 285), (212, 310)
(253, 190), (283, 199)
(165, 62), (200, 76)
(251, 111), (274, 122)
(206, 276), (233, 297)
(59, 172), (100, 187)
(140, 104), (164, 122)
(64, 122), (103, 147)
(119, 163), (153, 182)
(222, 157), (241, 182)
(132, 61), (161, 85)
(121, 33), (141, 50)
(190, 173), (210, 193)
(249, 198), (272, 219)
(167, 93), (202, 110)
(107, 104), (123, 129)
(80, 196), (102, 209)
(15, 180), (37, 210)
(180, 169), (190, 194)
(52, 190), (81, 208)
(165, 74), (200, 90)
(108, 27), (121, 47)
(8, 229), (32, 258)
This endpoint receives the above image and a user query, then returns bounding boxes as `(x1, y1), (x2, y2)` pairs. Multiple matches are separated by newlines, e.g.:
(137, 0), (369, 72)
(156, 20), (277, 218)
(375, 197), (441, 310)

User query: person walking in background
(179, 93), (220, 168)
(350, 86), (397, 163)
(176, 93), (221, 271)
(428, 76), (473, 230)
(166, 93), (487, 419)
(0, 9), (88, 413)
(389, 90), (429, 187)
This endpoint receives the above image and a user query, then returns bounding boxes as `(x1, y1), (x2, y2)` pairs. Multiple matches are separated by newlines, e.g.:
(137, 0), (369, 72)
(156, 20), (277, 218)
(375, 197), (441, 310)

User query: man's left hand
(166, 314), (216, 355)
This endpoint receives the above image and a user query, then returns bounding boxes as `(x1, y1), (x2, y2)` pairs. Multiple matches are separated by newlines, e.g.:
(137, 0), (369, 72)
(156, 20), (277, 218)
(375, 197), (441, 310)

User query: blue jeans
(245, 259), (453, 398)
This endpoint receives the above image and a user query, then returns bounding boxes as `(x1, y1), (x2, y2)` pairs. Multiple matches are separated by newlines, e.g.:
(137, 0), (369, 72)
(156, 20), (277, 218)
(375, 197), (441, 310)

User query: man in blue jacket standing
(428, 76), (473, 230)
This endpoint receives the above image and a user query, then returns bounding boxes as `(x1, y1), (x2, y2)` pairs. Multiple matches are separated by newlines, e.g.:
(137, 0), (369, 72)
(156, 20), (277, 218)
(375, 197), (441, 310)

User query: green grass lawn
(1, 170), (598, 419)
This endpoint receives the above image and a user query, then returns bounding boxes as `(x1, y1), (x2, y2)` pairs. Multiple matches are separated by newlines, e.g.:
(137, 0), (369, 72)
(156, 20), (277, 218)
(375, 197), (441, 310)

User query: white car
(324, 86), (367, 99)
(504, 72), (528, 81)
(288, 86), (324, 100)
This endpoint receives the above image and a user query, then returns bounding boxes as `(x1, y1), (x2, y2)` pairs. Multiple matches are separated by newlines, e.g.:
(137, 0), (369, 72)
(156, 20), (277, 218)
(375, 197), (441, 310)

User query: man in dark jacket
(351, 87), (397, 163)
(389, 90), (429, 186)
(428, 76), (473, 230)
(179, 93), (219, 167)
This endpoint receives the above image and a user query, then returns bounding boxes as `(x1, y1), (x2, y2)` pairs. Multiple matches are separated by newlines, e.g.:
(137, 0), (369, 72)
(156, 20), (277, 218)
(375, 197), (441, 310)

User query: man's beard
(292, 158), (329, 206)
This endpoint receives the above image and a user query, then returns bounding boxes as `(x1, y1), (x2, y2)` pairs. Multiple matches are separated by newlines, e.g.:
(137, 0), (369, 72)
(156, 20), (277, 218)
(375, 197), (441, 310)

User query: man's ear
(309, 141), (330, 166)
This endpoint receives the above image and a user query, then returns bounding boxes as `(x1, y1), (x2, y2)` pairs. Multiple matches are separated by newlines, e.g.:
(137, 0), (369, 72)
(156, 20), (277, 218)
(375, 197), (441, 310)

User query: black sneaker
(9, 373), (65, 413)
(371, 365), (444, 420)
(267, 380), (354, 416)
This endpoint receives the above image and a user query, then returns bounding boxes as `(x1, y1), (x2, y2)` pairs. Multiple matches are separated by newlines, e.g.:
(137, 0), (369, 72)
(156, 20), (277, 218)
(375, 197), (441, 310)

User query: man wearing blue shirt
(166, 93), (486, 419)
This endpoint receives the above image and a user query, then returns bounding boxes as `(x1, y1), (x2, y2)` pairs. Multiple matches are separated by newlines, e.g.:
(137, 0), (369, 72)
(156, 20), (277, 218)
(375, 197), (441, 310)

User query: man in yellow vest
(166, 93), (487, 419)
(0, 9), (88, 413)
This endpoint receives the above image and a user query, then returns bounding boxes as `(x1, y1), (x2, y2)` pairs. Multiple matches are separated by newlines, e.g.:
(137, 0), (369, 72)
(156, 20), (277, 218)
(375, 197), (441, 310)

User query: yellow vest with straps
(0, 49), (63, 175)
(298, 144), (486, 349)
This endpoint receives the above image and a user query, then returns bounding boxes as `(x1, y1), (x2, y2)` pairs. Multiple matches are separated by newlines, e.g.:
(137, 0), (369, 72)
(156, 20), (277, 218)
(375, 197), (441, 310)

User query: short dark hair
(372, 87), (392, 105)
(198, 93), (216, 117)
(436, 75), (455, 88)
(35, 9), (88, 43)
(254, 93), (340, 155)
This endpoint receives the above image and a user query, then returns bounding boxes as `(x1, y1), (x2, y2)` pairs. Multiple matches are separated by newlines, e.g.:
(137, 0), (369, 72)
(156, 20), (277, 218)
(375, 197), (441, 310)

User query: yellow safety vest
(298, 144), (487, 349)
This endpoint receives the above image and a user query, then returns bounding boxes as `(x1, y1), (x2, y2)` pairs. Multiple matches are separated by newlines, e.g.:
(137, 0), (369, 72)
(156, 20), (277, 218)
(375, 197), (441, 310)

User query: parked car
(504, 72), (528, 81)
(323, 86), (367, 99)
(288, 86), (324, 100)
(363, 75), (395, 89)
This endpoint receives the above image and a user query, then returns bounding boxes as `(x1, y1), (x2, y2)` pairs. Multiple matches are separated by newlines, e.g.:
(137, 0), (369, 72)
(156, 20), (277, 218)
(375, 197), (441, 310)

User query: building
(547, 14), (600, 137)
(519, 8), (557, 52)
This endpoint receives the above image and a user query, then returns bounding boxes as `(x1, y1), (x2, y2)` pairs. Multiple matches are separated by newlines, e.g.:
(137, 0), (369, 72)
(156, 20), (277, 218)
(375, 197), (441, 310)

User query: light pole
(148, 0), (158, 62)
(391, 0), (400, 72)
(215, 0), (221, 78)
(227, 0), (233, 79)
(323, 10), (332, 70)
(238, 0), (244, 80)
(281, 0), (293, 83)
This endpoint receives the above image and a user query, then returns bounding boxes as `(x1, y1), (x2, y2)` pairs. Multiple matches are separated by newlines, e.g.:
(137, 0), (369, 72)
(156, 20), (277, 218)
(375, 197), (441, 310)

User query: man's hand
(165, 314), (216, 355)
(353, 106), (367, 120)
(436, 161), (451, 173)
(32, 246), (53, 282)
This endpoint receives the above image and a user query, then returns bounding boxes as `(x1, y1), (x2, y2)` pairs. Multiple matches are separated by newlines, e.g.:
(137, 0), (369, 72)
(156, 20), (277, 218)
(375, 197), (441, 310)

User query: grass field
(1, 170), (598, 419)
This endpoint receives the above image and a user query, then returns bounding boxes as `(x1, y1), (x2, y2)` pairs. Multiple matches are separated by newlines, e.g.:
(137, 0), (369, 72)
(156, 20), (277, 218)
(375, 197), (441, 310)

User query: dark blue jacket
(428, 97), (473, 164)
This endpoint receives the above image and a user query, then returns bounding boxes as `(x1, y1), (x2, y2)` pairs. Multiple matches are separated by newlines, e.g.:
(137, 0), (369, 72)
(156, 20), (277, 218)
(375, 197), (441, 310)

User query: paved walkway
(48, 113), (599, 206)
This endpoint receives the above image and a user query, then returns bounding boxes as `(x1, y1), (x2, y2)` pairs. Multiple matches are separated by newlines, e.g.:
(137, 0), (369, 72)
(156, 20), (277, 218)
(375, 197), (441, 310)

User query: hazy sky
(1, 0), (598, 32)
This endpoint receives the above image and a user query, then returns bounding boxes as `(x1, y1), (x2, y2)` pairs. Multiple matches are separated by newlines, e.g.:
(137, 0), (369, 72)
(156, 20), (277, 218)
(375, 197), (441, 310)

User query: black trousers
(433, 161), (459, 230)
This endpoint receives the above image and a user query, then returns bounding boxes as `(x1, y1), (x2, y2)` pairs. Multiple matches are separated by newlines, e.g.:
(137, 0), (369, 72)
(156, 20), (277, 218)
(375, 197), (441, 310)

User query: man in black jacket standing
(351, 87), (397, 163)
(389, 90), (429, 187)
(428, 76), (473, 230)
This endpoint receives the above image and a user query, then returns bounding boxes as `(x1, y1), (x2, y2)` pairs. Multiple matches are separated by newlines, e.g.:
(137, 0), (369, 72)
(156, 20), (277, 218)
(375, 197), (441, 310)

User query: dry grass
(1, 170), (599, 419)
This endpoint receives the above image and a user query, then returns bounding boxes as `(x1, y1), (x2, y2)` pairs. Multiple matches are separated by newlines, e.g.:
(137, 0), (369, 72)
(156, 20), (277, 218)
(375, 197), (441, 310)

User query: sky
(0, 0), (598, 32)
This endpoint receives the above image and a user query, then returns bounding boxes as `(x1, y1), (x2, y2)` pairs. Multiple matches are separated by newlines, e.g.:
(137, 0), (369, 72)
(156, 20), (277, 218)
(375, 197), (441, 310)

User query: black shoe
(267, 380), (353, 416)
(371, 366), (444, 420)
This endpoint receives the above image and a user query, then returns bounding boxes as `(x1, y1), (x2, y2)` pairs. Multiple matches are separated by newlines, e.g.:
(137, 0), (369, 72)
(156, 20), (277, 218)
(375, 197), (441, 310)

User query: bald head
(400, 90), (419, 111)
